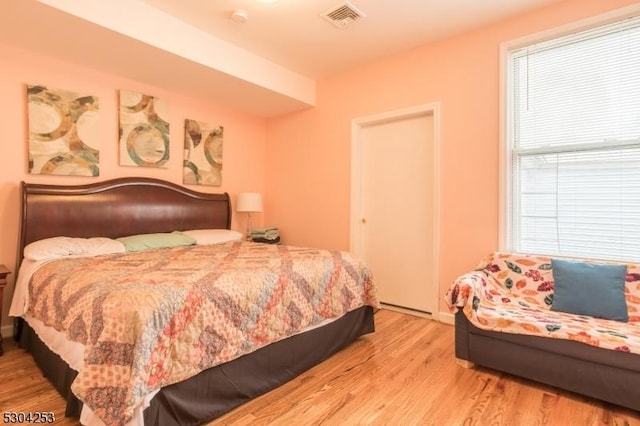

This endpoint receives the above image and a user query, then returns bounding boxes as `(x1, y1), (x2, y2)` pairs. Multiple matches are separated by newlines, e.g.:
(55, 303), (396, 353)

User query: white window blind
(507, 15), (640, 262)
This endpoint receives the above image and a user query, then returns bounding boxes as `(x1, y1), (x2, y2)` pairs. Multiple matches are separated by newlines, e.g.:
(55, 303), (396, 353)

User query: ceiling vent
(321, 1), (366, 28)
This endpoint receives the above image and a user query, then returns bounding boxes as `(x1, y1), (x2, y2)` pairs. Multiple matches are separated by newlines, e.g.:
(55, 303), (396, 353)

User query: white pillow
(181, 229), (243, 245)
(24, 236), (125, 261)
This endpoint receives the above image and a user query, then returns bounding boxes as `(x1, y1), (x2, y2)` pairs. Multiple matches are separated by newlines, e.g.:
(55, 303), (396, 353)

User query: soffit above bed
(0, 0), (316, 118)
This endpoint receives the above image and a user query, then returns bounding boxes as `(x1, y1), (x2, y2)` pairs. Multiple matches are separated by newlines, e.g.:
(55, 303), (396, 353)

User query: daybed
(9, 177), (379, 426)
(445, 252), (640, 412)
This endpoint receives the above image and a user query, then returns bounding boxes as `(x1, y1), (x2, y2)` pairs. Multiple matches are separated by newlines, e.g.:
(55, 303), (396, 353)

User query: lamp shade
(236, 192), (263, 213)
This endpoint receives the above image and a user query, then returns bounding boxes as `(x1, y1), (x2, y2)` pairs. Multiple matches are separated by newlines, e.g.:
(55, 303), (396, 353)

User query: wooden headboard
(18, 177), (231, 262)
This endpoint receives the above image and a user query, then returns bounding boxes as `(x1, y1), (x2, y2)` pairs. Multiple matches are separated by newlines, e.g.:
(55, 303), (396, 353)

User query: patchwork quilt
(27, 241), (379, 426)
(445, 252), (640, 355)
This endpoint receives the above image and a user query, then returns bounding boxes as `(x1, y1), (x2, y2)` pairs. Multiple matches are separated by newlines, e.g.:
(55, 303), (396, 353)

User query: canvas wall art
(183, 119), (223, 186)
(27, 84), (100, 176)
(119, 90), (170, 168)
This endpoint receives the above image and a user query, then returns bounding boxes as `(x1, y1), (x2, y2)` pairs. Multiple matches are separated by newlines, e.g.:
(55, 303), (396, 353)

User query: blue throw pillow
(551, 258), (628, 322)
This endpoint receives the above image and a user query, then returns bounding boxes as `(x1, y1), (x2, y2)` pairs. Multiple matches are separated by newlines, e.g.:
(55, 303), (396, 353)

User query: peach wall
(265, 0), (639, 316)
(0, 42), (267, 330)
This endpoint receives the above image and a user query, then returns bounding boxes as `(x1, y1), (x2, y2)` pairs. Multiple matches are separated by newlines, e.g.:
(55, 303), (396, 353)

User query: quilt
(27, 241), (379, 425)
(445, 252), (640, 355)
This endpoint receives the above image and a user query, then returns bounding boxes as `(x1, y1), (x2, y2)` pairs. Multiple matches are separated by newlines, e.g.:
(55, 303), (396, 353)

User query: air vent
(321, 1), (366, 28)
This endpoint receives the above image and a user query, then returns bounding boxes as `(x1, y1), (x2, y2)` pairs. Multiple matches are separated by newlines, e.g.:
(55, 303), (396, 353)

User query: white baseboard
(380, 303), (433, 319)
(438, 311), (455, 325)
(379, 304), (455, 326)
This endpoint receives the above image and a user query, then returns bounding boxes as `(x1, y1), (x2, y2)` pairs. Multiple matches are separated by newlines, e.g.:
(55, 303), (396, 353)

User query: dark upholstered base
(455, 311), (640, 411)
(20, 306), (375, 425)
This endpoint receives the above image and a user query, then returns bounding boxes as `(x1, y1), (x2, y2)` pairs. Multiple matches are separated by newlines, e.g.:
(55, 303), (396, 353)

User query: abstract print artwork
(27, 84), (99, 176)
(183, 119), (223, 186)
(119, 90), (170, 168)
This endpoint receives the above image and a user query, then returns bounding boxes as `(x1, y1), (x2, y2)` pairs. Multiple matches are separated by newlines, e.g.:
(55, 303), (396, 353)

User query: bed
(10, 177), (378, 426)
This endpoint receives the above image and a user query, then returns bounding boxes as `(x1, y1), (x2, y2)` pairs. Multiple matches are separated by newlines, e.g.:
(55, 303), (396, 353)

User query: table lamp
(236, 192), (263, 240)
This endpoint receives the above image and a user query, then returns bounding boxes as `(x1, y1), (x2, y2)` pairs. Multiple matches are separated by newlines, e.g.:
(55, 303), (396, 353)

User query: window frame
(499, 4), (640, 258)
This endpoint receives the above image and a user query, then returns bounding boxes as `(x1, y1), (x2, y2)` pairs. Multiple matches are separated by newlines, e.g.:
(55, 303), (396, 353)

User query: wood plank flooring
(0, 309), (638, 425)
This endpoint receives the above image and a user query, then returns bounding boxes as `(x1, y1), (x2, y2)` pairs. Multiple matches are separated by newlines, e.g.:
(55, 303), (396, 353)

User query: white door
(351, 105), (439, 315)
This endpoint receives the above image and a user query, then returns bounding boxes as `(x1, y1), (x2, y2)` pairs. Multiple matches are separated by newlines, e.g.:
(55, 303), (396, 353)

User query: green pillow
(117, 232), (196, 252)
(550, 259), (628, 322)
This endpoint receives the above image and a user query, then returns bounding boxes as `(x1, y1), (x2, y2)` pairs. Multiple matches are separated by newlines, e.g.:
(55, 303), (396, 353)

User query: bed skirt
(20, 306), (375, 425)
(455, 311), (640, 411)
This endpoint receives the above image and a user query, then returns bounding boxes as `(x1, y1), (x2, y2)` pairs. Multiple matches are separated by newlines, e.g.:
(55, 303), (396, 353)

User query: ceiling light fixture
(230, 9), (249, 23)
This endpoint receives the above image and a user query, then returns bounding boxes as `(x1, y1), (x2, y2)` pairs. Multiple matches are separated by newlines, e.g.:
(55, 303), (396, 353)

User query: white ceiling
(0, 0), (562, 117)
(140, 0), (561, 79)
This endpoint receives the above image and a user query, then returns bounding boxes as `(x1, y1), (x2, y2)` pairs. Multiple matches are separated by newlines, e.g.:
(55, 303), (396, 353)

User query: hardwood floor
(1, 309), (638, 425)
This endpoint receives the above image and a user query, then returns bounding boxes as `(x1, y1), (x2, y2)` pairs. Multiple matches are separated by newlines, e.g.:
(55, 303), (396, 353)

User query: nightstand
(0, 265), (10, 356)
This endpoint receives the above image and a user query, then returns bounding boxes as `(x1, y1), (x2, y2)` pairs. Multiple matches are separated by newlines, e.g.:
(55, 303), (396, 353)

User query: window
(504, 14), (640, 262)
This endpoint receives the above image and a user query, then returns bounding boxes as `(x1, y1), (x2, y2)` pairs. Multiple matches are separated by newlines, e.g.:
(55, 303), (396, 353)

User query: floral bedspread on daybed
(445, 252), (640, 355)
(27, 241), (379, 426)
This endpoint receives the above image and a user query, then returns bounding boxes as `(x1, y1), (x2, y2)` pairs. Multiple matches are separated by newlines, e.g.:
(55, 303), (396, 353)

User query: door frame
(350, 103), (441, 321)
